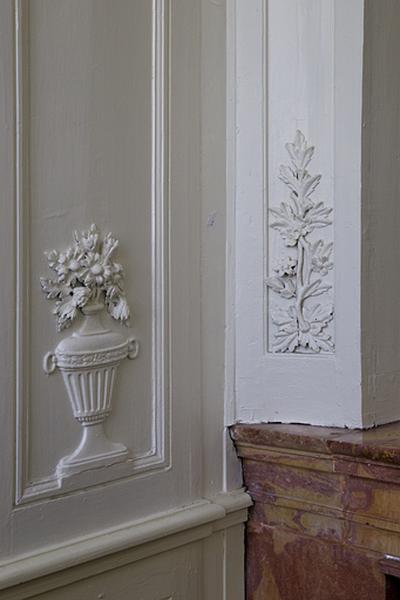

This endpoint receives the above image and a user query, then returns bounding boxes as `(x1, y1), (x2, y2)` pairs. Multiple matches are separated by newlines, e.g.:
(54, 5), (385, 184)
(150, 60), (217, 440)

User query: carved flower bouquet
(267, 131), (334, 353)
(41, 224), (137, 481)
(41, 224), (130, 331)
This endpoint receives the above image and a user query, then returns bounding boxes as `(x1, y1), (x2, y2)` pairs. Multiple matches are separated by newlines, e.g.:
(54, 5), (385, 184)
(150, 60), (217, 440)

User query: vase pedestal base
(56, 423), (129, 479)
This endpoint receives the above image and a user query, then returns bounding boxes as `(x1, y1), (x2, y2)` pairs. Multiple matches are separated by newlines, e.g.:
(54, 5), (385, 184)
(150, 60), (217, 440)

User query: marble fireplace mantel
(231, 421), (400, 600)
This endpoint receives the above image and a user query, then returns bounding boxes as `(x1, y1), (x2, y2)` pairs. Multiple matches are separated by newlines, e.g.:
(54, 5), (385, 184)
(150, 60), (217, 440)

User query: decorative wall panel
(264, 0), (336, 356)
(266, 131), (334, 353)
(40, 224), (140, 481)
(233, 0), (364, 426)
(14, 0), (170, 503)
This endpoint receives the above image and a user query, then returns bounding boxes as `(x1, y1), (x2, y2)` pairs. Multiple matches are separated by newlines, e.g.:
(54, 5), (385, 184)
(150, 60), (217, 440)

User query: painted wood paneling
(0, 0), (247, 596)
(0, 0), (204, 560)
(15, 0), (169, 502)
(233, 0), (365, 427)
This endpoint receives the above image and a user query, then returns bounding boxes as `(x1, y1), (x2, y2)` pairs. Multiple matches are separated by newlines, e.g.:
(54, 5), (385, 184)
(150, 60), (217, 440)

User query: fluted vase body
(54, 303), (129, 478)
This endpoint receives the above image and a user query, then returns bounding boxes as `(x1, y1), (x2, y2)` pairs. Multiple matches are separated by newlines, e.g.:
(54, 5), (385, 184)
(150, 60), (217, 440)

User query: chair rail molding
(0, 490), (252, 600)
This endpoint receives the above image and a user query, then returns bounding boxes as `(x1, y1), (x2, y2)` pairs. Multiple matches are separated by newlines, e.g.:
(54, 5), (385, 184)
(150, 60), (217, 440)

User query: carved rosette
(266, 131), (334, 353)
(41, 226), (139, 480)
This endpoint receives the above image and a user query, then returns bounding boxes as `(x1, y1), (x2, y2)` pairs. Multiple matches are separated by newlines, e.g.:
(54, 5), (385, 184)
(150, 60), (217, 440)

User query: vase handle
(43, 351), (57, 375)
(127, 338), (139, 360)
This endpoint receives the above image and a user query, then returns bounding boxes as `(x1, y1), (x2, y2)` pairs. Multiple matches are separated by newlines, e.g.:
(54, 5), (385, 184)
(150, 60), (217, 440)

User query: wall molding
(0, 490), (251, 599)
(14, 0), (171, 504)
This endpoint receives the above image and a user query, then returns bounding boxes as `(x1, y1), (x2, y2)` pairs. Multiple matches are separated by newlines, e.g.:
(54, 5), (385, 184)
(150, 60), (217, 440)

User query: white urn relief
(266, 131), (335, 353)
(41, 224), (139, 479)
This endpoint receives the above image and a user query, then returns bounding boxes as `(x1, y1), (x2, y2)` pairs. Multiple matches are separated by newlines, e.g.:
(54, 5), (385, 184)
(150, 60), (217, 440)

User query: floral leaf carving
(41, 224), (131, 331)
(71, 286), (91, 308)
(270, 303), (334, 354)
(267, 132), (334, 353)
(302, 279), (332, 301)
(108, 296), (130, 322)
(40, 278), (67, 300)
(311, 240), (333, 276)
(266, 276), (296, 299)
(54, 299), (78, 331)
(285, 130), (314, 170)
(271, 306), (299, 353)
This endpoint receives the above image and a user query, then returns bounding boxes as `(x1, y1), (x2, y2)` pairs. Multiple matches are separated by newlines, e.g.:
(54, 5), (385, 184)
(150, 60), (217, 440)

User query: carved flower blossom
(270, 201), (332, 247)
(76, 223), (99, 252)
(41, 224), (131, 331)
(45, 247), (84, 283)
(273, 256), (297, 277)
(311, 241), (333, 276)
(80, 253), (114, 287)
(270, 204), (310, 247)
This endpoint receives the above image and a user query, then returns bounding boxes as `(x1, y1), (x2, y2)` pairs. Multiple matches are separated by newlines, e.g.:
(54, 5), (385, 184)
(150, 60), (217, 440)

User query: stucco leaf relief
(40, 224), (138, 481)
(267, 131), (334, 353)
(40, 224), (131, 331)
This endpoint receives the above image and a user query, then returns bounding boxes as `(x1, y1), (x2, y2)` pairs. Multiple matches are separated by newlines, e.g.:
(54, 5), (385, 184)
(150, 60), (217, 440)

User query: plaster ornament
(41, 224), (139, 479)
(266, 131), (335, 353)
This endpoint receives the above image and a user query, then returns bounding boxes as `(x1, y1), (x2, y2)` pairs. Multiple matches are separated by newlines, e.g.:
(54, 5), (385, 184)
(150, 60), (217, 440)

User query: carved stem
(295, 238), (309, 332)
(304, 238), (313, 285)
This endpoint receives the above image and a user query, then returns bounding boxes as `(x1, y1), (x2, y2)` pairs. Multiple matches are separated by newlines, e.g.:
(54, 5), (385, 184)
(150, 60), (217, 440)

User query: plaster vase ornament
(41, 224), (139, 479)
(266, 131), (335, 353)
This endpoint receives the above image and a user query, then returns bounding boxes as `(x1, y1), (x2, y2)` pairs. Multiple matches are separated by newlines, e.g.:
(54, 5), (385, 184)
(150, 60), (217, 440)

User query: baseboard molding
(0, 489), (251, 599)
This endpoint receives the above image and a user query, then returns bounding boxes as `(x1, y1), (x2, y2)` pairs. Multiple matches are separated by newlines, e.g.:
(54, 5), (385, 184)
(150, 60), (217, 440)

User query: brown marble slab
(247, 525), (383, 600)
(232, 421), (400, 464)
(231, 422), (400, 600)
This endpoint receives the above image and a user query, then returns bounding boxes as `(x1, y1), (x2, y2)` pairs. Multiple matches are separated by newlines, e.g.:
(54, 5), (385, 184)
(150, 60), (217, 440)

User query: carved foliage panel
(265, 0), (335, 356)
(266, 131), (334, 354)
(14, 0), (170, 503)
